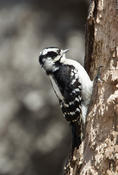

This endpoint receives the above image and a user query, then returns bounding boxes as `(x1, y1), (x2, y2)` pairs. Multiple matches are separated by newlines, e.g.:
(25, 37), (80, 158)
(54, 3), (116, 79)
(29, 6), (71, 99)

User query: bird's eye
(46, 51), (58, 58)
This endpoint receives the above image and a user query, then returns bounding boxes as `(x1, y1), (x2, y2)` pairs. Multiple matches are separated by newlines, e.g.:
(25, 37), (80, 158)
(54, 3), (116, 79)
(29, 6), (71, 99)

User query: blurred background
(0, 0), (88, 175)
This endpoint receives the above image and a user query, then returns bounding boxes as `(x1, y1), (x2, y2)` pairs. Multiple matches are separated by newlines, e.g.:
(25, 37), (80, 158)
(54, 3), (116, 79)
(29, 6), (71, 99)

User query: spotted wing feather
(53, 64), (82, 122)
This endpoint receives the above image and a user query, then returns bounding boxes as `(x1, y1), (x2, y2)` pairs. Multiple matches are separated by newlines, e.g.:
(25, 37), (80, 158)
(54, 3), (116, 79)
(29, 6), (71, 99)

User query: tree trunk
(64, 0), (118, 174)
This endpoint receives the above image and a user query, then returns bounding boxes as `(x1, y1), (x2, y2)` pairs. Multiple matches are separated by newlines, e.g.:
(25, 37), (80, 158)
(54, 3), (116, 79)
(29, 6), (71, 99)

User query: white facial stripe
(43, 58), (54, 70)
(43, 58), (59, 73)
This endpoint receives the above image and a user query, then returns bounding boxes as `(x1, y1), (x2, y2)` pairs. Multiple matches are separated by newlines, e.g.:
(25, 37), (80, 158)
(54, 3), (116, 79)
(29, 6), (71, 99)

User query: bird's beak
(62, 49), (69, 55)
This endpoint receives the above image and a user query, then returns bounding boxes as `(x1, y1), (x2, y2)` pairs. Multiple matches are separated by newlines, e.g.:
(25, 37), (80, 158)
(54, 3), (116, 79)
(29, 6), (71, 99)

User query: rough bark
(64, 0), (118, 174)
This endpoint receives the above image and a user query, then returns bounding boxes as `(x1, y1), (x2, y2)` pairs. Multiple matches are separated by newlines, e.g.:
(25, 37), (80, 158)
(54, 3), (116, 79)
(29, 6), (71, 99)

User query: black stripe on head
(44, 47), (61, 57)
(46, 51), (58, 58)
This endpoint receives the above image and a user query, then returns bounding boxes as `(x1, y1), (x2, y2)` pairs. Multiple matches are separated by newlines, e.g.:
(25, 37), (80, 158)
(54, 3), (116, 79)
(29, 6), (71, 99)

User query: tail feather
(71, 121), (84, 151)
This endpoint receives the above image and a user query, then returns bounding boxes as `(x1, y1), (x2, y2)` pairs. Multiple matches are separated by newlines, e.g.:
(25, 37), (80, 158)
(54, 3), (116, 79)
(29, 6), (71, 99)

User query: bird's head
(39, 47), (69, 74)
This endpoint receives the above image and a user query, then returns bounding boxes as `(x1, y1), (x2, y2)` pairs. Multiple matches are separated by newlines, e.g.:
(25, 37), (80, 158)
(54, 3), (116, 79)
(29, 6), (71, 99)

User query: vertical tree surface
(64, 0), (118, 174)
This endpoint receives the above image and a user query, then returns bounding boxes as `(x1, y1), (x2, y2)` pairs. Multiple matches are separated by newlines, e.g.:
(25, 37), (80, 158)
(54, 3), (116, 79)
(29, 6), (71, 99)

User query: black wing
(53, 64), (82, 122)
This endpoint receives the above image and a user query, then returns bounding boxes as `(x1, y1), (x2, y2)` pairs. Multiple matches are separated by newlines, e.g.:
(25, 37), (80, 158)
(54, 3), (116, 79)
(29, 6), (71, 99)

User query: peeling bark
(64, 0), (118, 174)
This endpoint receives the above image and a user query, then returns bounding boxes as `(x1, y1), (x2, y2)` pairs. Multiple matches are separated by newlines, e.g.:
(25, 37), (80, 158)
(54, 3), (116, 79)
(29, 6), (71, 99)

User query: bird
(39, 47), (93, 151)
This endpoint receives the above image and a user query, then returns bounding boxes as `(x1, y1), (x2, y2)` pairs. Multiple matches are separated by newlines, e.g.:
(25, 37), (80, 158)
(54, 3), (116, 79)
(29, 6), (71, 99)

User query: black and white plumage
(39, 47), (93, 149)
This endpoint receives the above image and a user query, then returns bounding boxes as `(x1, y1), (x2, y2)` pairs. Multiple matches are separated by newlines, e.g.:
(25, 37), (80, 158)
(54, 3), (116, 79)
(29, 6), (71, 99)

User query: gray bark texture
(64, 0), (118, 174)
